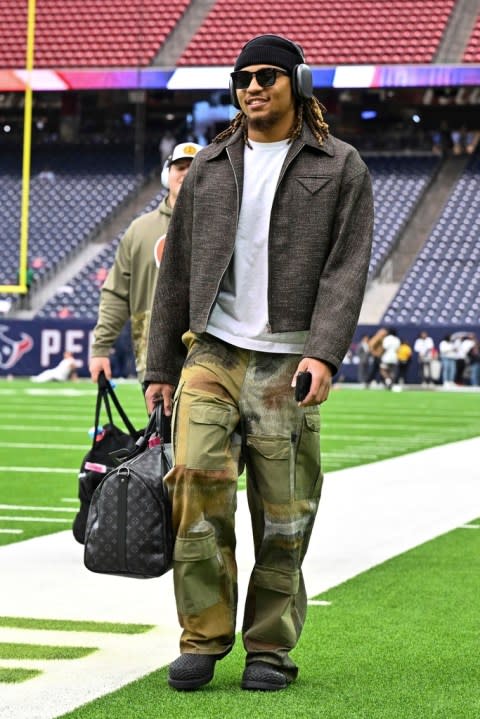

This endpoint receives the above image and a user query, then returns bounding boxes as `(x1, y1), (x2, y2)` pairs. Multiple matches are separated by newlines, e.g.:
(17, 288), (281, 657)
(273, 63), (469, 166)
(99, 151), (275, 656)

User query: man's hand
(89, 356), (112, 382)
(145, 382), (175, 415)
(291, 358), (333, 406)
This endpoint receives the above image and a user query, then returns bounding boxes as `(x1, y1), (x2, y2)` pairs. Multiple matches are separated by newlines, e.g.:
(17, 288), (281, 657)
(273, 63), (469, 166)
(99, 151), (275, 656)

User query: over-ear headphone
(229, 35), (313, 110)
(161, 156), (171, 190)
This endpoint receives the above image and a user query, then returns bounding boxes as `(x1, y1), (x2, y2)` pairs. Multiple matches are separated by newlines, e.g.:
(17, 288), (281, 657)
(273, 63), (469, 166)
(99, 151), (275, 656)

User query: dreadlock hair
(214, 96), (329, 148)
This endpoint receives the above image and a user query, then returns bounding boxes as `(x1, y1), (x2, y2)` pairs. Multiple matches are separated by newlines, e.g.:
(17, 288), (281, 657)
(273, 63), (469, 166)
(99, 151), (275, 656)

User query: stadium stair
(434, 0), (480, 62)
(152, 0), (218, 66)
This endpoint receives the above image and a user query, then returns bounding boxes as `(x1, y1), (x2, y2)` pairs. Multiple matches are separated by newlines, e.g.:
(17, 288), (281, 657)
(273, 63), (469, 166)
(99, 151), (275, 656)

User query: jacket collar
(206, 121), (335, 160)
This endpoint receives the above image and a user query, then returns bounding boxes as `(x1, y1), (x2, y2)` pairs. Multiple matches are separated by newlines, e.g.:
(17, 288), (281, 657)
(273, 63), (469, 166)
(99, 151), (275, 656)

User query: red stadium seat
(178, 0), (456, 66)
(463, 15), (480, 61)
(0, 0), (190, 68)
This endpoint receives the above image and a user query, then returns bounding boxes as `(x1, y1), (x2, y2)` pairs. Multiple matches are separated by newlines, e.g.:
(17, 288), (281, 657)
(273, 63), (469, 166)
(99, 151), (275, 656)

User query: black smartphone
(295, 371), (312, 402)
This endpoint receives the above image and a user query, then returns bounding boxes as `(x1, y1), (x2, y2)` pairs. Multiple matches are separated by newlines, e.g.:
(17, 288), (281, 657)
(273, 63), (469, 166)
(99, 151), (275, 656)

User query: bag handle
(131, 401), (171, 454)
(88, 372), (138, 451)
(97, 371), (138, 436)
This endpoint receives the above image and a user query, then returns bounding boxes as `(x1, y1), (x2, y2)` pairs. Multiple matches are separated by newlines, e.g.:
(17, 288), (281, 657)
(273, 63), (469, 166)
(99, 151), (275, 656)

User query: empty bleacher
(0, 0), (189, 68)
(1, 144), (155, 310)
(36, 191), (165, 319)
(178, 0), (456, 66)
(382, 150), (480, 325)
(365, 155), (440, 280)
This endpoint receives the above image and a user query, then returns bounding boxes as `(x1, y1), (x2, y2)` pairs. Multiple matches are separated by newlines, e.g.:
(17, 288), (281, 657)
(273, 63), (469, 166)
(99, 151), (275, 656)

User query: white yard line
(0, 505), (77, 513)
(0, 426), (85, 433)
(0, 437), (479, 719)
(0, 529), (23, 535)
(0, 443), (87, 451)
(0, 467), (76, 474)
(0, 517), (73, 524)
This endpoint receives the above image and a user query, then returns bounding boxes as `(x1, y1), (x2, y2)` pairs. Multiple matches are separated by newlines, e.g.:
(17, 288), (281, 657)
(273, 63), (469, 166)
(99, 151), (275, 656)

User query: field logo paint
(0, 325), (34, 369)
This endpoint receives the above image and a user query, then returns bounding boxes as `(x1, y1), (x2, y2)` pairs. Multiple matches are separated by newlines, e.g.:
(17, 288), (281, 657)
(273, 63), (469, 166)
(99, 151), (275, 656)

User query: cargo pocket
(294, 410), (322, 501)
(253, 564), (300, 595)
(173, 530), (221, 614)
(186, 403), (232, 471)
(246, 436), (291, 504)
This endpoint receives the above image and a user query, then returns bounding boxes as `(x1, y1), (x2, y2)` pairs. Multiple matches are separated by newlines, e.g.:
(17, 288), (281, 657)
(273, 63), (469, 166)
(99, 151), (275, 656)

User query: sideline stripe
(0, 443), (87, 450)
(0, 467), (76, 474)
(0, 425), (87, 433)
(0, 504), (77, 513)
(0, 529), (23, 534)
(308, 600), (332, 606)
(0, 413), (91, 420)
(0, 516), (72, 523)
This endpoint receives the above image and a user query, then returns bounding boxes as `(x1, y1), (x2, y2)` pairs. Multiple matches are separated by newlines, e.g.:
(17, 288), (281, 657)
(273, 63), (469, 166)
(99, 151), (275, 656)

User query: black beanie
(234, 34), (305, 73)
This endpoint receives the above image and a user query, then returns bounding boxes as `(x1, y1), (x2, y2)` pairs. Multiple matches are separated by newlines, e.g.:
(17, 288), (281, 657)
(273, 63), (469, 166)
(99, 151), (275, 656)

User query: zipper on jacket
(117, 468), (129, 572)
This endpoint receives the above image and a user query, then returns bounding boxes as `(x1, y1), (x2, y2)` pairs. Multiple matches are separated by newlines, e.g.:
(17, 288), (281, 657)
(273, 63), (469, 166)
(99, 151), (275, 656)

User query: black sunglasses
(230, 67), (289, 90)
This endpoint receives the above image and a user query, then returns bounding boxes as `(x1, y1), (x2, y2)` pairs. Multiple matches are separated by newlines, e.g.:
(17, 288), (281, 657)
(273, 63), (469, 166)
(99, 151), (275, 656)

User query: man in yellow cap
(89, 141), (202, 386)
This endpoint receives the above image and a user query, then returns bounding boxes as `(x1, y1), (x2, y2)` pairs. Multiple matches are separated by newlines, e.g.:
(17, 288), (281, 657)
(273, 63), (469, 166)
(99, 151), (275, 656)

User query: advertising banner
(0, 319), (95, 378)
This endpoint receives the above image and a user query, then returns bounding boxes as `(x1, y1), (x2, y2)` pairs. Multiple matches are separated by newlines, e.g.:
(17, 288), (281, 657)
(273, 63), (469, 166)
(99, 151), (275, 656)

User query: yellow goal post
(0, 0), (36, 295)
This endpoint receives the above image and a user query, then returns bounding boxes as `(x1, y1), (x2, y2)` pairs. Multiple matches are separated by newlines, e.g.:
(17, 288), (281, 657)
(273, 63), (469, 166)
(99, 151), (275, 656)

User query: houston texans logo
(0, 325), (34, 369)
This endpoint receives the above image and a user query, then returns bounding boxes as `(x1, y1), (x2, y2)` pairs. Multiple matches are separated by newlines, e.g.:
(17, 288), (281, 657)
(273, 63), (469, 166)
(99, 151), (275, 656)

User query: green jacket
(91, 198), (172, 381)
(146, 124), (374, 386)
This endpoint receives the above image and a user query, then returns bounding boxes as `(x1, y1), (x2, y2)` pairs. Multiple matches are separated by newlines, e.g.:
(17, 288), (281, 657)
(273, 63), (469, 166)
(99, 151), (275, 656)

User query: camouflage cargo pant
(167, 331), (323, 679)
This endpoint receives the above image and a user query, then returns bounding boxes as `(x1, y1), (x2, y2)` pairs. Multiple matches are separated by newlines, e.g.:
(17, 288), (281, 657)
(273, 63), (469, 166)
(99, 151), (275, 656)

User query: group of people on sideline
(354, 328), (480, 389)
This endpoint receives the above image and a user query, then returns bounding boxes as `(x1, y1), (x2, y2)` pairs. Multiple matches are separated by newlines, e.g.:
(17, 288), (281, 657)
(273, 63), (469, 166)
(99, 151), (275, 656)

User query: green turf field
(0, 379), (478, 546)
(1, 379), (479, 717)
(55, 518), (480, 719)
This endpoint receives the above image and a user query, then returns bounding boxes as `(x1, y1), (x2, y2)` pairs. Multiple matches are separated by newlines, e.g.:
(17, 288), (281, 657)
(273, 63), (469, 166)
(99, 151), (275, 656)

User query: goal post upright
(0, 0), (36, 295)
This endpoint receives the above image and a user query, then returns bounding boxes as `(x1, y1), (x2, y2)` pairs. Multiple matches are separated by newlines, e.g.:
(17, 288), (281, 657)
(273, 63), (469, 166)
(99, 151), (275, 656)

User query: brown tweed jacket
(145, 124), (374, 386)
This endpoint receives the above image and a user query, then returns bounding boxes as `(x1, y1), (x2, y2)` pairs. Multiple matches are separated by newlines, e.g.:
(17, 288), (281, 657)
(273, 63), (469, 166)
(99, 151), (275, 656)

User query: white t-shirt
(414, 336), (434, 360)
(207, 139), (307, 353)
(381, 334), (400, 364)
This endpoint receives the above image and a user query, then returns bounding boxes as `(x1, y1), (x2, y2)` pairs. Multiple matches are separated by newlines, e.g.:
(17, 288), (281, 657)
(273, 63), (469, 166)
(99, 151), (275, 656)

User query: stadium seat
(178, 0), (455, 66)
(1, 144), (158, 312)
(0, 0), (190, 68)
(382, 151), (480, 325)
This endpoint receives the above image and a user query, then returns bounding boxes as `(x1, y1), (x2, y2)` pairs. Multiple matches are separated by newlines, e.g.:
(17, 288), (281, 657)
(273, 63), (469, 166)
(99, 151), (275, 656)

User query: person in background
(356, 334), (371, 386)
(17, 265), (35, 310)
(395, 337), (413, 386)
(365, 327), (388, 387)
(145, 34), (373, 692)
(31, 351), (79, 382)
(413, 330), (435, 386)
(454, 333), (476, 385)
(467, 335), (480, 386)
(439, 333), (457, 388)
(379, 328), (400, 389)
(89, 142), (202, 387)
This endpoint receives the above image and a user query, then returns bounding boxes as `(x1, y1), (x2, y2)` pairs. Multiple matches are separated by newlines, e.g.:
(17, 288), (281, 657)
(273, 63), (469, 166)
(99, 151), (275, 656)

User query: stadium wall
(0, 319), (478, 382)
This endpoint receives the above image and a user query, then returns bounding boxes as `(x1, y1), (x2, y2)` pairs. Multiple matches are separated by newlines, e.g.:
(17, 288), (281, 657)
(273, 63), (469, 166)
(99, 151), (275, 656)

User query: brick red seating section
(463, 15), (480, 61)
(0, 0), (188, 67)
(179, 0), (455, 66)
